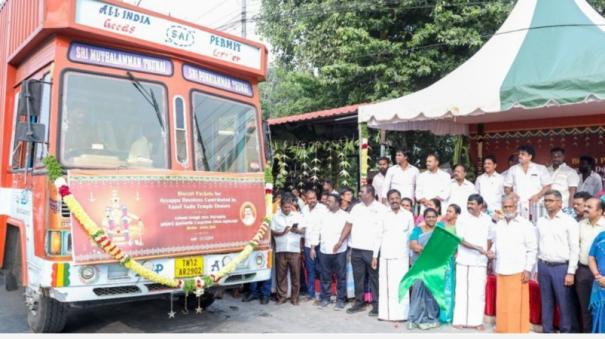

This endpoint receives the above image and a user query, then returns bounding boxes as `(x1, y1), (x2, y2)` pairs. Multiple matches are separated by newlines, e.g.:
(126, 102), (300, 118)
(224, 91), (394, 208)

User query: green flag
(399, 226), (461, 310)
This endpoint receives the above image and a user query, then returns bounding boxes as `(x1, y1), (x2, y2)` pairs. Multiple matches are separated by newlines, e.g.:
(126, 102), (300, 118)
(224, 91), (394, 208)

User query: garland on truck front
(43, 156), (273, 298)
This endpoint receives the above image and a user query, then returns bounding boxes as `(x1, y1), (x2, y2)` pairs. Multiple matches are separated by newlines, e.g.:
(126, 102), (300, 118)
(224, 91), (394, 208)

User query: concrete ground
(3, 272), (541, 333)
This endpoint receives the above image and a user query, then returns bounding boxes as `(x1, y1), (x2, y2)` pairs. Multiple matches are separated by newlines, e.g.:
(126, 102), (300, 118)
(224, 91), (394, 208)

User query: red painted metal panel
(6, 0), (43, 57)
(267, 104), (360, 126)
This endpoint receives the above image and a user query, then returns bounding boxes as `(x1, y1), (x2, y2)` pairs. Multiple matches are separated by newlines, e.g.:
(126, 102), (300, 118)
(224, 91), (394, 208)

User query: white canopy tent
(358, 0), (605, 135)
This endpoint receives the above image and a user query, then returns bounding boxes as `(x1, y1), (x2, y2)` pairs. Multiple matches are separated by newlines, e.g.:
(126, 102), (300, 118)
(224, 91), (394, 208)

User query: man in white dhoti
(372, 189), (414, 321)
(453, 194), (495, 330)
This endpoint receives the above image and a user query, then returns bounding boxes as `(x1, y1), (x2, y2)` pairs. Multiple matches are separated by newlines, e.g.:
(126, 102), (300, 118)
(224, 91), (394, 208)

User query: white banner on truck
(75, 0), (262, 71)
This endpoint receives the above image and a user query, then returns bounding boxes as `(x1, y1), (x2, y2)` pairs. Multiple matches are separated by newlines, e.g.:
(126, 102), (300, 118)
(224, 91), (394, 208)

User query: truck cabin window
(191, 92), (262, 173)
(60, 72), (168, 169)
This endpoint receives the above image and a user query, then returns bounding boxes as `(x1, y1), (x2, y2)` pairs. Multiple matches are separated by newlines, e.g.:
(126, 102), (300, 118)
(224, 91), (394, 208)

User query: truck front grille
(145, 283), (173, 292)
(93, 286), (141, 296)
(224, 273), (256, 283)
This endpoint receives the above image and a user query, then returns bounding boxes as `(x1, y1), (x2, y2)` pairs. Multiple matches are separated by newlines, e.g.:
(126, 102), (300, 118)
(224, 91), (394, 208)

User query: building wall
(469, 115), (605, 181)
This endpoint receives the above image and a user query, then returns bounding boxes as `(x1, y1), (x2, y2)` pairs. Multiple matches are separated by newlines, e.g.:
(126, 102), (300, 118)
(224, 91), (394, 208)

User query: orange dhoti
(496, 273), (530, 333)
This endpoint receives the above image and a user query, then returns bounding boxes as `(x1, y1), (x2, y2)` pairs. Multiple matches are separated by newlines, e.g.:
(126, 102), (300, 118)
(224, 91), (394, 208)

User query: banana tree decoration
(337, 139), (354, 188)
(451, 135), (475, 180)
(291, 143), (310, 189)
(272, 140), (289, 190)
(309, 142), (321, 184)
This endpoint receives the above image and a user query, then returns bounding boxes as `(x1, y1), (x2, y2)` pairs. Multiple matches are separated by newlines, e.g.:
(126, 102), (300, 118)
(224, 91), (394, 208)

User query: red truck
(0, 0), (272, 332)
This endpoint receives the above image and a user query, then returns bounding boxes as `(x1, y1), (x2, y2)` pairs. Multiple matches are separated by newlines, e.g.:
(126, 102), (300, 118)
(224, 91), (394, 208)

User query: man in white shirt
(323, 180), (339, 195)
(291, 188), (306, 212)
(536, 190), (580, 333)
(575, 198), (605, 332)
(448, 164), (477, 211)
(335, 185), (386, 316)
(453, 194), (495, 330)
(371, 189), (414, 321)
(310, 193), (349, 310)
(504, 144), (553, 218)
(271, 194), (305, 305)
(547, 147), (579, 208)
(300, 190), (328, 301)
(372, 156), (389, 201)
(492, 194), (537, 333)
(475, 155), (505, 214)
(578, 156), (603, 196)
(381, 149), (419, 204)
(416, 153), (451, 215)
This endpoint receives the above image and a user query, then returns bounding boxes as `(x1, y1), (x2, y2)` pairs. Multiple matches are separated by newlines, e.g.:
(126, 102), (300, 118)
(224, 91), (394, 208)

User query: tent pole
(359, 122), (369, 187)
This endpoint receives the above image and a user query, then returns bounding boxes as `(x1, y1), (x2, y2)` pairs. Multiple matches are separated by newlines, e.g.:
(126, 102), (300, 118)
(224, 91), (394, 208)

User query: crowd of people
(241, 144), (605, 333)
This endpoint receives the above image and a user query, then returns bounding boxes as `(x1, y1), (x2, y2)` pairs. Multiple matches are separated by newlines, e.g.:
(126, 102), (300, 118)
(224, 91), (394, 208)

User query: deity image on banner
(240, 202), (257, 227)
(101, 190), (145, 246)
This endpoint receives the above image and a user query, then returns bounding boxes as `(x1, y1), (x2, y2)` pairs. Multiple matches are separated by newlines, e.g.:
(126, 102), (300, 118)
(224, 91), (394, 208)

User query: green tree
(259, 0), (515, 116)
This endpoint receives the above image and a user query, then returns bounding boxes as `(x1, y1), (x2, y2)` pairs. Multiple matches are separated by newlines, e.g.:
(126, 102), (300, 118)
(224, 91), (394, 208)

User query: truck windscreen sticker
(68, 42), (173, 76)
(183, 64), (253, 97)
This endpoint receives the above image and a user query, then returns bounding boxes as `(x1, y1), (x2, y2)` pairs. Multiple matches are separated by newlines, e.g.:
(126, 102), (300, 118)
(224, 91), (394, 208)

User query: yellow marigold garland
(53, 172), (273, 294)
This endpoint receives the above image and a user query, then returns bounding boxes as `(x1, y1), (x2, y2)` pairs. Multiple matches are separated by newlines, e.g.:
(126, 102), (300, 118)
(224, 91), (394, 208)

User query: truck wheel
(26, 289), (68, 333)
(3, 227), (22, 291)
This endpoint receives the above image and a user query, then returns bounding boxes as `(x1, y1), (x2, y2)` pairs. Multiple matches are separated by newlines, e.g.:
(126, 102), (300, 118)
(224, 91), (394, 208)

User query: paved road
(1, 273), (500, 333)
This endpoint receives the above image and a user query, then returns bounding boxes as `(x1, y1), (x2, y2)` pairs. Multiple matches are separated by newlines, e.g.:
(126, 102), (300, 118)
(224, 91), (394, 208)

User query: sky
(121, 0), (268, 46)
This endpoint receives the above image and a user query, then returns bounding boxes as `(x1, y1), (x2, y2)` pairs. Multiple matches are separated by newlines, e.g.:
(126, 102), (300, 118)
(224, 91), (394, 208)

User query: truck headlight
(79, 266), (97, 283)
(255, 253), (264, 268)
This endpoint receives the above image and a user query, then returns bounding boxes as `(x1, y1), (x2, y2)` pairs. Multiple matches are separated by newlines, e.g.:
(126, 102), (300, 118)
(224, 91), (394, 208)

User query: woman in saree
(408, 208), (441, 330)
(436, 203), (461, 324)
(588, 230), (605, 333)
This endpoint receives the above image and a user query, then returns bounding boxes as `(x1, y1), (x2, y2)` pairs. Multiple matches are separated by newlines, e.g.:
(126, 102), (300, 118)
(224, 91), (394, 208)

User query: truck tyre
(27, 292), (68, 333)
(3, 227), (22, 291)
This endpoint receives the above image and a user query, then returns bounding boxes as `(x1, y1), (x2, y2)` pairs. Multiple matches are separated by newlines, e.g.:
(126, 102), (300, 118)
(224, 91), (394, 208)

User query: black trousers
(575, 265), (594, 333)
(319, 251), (347, 302)
(351, 248), (378, 307)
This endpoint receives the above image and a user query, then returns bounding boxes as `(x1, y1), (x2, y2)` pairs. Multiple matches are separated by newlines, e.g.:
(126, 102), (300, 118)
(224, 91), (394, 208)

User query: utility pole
(241, 0), (247, 38)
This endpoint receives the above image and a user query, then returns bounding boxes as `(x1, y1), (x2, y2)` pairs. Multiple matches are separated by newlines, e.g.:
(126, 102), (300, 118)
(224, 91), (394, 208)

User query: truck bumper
(39, 250), (272, 303)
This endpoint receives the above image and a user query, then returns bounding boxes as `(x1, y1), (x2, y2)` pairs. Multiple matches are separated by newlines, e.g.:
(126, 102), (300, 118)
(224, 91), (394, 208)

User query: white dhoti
(378, 257), (409, 321)
(453, 264), (486, 327)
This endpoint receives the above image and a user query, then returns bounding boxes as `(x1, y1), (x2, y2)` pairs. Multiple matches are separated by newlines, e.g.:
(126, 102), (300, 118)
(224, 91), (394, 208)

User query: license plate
(174, 256), (203, 278)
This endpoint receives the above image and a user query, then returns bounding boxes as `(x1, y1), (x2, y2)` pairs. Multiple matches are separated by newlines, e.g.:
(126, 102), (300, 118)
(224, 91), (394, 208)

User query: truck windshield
(191, 91), (262, 173)
(60, 71), (168, 168)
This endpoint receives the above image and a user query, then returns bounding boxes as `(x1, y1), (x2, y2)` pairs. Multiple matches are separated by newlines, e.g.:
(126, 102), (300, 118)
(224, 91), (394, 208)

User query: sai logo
(142, 261), (164, 274)
(165, 24), (195, 47)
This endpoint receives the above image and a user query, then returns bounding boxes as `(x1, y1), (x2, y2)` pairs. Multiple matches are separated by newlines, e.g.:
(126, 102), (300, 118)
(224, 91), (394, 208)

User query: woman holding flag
(407, 208), (442, 330)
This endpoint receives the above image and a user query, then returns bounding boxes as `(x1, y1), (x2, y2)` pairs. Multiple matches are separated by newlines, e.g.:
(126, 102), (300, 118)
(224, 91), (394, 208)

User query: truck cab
(0, 0), (272, 332)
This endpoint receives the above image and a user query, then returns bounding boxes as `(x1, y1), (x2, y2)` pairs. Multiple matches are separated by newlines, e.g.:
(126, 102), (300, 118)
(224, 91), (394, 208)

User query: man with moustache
(372, 189), (414, 321)
(491, 194), (537, 332)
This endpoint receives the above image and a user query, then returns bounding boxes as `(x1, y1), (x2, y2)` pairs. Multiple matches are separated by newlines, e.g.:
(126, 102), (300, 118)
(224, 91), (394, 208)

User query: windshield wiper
(126, 71), (164, 131)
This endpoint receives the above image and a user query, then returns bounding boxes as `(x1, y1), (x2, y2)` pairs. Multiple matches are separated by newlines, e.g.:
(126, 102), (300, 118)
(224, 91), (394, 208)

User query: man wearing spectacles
(536, 190), (580, 333)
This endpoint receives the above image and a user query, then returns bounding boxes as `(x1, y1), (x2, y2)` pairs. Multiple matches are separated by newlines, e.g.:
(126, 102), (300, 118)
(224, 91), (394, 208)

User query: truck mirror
(262, 120), (272, 163)
(15, 122), (46, 143)
(16, 79), (46, 143)
(17, 79), (43, 118)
